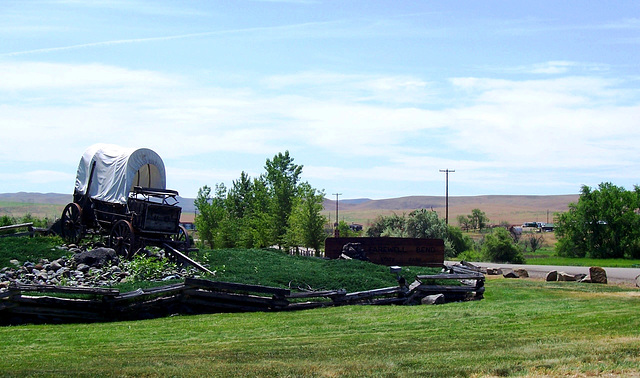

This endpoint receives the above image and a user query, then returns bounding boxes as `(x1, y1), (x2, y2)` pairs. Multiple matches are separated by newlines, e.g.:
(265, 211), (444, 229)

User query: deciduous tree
(194, 185), (227, 249)
(265, 151), (303, 249)
(555, 183), (640, 259)
(468, 208), (488, 231)
(286, 182), (328, 255)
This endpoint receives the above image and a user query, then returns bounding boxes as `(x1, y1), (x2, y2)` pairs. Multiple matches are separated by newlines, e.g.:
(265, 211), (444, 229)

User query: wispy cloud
(0, 21), (340, 57)
(599, 18), (640, 30)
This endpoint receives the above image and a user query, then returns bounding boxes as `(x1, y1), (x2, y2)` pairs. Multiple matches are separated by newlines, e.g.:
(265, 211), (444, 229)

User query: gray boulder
(76, 263), (91, 273)
(50, 260), (62, 271)
(514, 268), (529, 278)
(73, 248), (119, 268)
(503, 270), (519, 279)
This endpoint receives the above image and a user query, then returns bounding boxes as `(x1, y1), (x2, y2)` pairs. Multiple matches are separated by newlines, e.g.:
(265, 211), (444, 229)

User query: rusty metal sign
(325, 237), (445, 267)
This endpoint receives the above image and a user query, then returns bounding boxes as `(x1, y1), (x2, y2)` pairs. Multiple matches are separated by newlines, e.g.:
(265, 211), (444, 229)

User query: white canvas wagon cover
(74, 144), (167, 204)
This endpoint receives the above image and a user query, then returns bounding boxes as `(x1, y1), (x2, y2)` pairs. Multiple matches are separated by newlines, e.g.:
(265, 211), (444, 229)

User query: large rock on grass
(73, 247), (119, 268)
(546, 270), (558, 282)
(589, 267), (607, 284)
(514, 268), (529, 278)
(503, 270), (519, 279)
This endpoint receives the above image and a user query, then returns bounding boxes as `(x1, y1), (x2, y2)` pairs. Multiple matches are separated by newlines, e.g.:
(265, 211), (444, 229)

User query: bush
(481, 228), (526, 264)
(446, 226), (474, 258)
(457, 249), (483, 262)
(523, 234), (545, 253)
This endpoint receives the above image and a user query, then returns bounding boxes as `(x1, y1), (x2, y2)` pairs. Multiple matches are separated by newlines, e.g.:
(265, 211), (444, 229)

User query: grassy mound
(0, 236), (66, 268)
(194, 248), (440, 292)
(1, 237), (441, 293)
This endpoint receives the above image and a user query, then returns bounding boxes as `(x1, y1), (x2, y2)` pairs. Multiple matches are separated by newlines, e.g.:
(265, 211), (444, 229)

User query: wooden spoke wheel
(109, 220), (136, 259)
(61, 203), (83, 244)
(171, 225), (191, 254)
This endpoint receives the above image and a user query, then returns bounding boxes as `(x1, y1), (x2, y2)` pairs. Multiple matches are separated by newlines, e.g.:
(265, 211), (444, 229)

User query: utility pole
(439, 169), (455, 225)
(332, 193), (342, 237)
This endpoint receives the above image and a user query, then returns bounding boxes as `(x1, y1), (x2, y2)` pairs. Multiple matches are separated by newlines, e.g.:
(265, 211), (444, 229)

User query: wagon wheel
(109, 220), (136, 259)
(171, 225), (191, 254)
(61, 203), (83, 244)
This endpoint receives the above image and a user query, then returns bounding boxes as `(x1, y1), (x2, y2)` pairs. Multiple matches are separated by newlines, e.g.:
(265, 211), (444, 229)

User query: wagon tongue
(163, 243), (215, 276)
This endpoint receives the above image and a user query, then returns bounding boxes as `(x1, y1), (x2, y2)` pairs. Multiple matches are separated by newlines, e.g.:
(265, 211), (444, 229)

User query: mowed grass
(524, 246), (640, 268)
(527, 255), (640, 268)
(1, 278), (639, 377)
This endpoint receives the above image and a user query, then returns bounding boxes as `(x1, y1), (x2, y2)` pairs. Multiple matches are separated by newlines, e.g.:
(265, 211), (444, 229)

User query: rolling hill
(1, 192), (578, 227)
(322, 194), (579, 227)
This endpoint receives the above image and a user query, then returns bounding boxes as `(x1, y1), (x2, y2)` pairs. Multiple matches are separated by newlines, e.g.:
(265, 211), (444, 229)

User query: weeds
(126, 254), (178, 281)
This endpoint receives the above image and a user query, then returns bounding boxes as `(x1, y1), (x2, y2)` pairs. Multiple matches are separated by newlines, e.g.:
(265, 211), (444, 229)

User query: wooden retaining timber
(0, 223), (35, 238)
(0, 266), (484, 325)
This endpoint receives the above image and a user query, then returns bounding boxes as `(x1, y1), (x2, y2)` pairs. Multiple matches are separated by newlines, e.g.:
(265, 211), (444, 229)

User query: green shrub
(446, 226), (474, 258)
(457, 249), (483, 262)
(481, 227), (526, 264)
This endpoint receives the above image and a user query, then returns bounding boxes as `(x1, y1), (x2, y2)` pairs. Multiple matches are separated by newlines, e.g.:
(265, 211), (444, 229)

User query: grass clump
(0, 235), (67, 268)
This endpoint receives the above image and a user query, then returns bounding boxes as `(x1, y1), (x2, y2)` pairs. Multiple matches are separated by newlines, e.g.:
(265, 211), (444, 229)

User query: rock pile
(0, 245), (199, 291)
(545, 267), (607, 284)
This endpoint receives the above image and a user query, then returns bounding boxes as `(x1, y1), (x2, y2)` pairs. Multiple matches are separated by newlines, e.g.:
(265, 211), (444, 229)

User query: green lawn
(1, 279), (639, 377)
(524, 247), (640, 267)
(526, 255), (640, 267)
(1, 238), (640, 376)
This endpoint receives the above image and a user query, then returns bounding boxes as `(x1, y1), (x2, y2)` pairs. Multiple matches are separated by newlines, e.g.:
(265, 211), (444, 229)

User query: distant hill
(2, 192), (577, 226)
(0, 192), (196, 218)
(323, 194), (579, 226)
(0, 192), (71, 205)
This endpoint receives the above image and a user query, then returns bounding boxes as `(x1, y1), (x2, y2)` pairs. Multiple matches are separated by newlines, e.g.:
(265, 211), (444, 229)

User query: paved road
(448, 261), (640, 286)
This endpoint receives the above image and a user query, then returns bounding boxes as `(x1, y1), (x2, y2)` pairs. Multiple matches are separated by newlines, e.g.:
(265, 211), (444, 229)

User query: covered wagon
(60, 144), (189, 257)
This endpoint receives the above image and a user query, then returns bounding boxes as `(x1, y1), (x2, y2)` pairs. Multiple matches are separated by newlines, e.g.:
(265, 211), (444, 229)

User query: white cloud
(2, 60), (640, 197)
(528, 61), (576, 74)
(262, 71), (435, 104)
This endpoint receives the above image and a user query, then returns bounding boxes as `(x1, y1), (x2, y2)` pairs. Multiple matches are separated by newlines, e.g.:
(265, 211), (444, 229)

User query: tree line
(193, 152), (639, 264)
(194, 151), (327, 254)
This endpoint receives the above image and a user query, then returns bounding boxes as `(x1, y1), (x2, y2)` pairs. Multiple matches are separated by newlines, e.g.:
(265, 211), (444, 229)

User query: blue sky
(1, 0), (640, 199)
